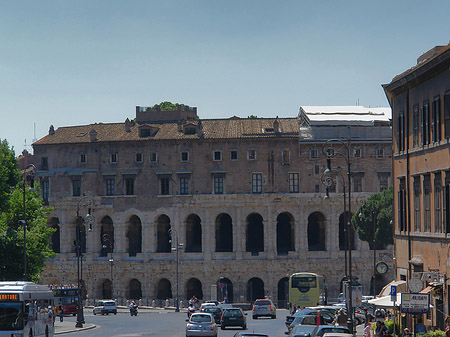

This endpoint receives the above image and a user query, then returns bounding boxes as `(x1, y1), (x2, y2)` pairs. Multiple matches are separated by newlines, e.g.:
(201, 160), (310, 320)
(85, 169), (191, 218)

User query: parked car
(233, 333), (269, 337)
(310, 325), (351, 337)
(252, 299), (276, 319)
(93, 300), (117, 315)
(220, 307), (247, 330)
(185, 313), (217, 337)
(202, 306), (223, 324)
(200, 302), (216, 311)
(285, 309), (329, 328)
(288, 313), (334, 331)
(322, 333), (353, 337)
(284, 324), (317, 337)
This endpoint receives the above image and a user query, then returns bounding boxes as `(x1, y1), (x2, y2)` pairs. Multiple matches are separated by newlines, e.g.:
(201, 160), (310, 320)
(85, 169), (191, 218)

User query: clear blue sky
(1, 0), (450, 155)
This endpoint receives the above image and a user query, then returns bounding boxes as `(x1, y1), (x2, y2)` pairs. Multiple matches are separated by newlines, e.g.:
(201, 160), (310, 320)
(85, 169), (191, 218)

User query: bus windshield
(0, 302), (24, 330)
(291, 276), (317, 289)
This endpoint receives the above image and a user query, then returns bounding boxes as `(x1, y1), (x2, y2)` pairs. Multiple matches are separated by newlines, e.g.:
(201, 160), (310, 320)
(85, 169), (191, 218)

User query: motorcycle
(130, 305), (138, 316)
(187, 306), (196, 318)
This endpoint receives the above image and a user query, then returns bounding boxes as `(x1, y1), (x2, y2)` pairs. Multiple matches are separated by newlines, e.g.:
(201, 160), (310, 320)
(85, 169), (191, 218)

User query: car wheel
(221, 325), (225, 330)
(93, 312), (96, 315)
(272, 315), (276, 319)
(253, 316), (257, 319)
(114, 312), (117, 315)
(243, 324), (247, 330)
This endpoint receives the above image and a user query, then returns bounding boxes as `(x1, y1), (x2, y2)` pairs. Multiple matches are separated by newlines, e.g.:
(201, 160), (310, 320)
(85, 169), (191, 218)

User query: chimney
(49, 125), (55, 135)
(125, 118), (131, 132)
(89, 128), (97, 142)
(197, 120), (204, 137)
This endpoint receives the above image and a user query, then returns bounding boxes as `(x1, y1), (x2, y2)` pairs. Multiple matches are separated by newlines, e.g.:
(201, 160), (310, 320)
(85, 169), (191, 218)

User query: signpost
(391, 286), (397, 337)
(401, 293), (430, 314)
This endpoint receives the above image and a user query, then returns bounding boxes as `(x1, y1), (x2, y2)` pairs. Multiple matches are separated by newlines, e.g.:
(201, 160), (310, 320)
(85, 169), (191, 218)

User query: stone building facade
(34, 104), (393, 306)
(383, 43), (450, 329)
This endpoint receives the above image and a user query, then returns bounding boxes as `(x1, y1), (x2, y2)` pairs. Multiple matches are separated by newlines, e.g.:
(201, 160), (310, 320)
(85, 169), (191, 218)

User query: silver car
(93, 300), (117, 315)
(186, 313), (217, 337)
(252, 299), (276, 319)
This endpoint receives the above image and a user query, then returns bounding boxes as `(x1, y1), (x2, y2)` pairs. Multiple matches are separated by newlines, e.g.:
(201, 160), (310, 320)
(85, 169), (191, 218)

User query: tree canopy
(0, 140), (55, 282)
(153, 101), (187, 111)
(352, 186), (393, 248)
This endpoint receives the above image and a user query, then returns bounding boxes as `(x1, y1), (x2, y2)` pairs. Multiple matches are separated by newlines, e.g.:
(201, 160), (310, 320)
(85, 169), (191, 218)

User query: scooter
(130, 305), (138, 316)
(187, 306), (196, 318)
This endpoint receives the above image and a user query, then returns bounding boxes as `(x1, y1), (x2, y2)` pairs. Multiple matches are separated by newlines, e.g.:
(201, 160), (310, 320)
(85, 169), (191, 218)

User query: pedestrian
(375, 321), (388, 337)
(415, 318), (426, 334)
(364, 321), (372, 337)
(291, 305), (297, 315)
(402, 328), (412, 337)
(58, 305), (64, 322)
(334, 309), (348, 327)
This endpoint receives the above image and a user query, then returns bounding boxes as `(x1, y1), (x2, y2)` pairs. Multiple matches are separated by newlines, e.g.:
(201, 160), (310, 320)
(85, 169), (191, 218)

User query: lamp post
(75, 196), (94, 328)
(102, 234), (114, 299)
(322, 139), (353, 334)
(20, 164), (36, 281)
(169, 228), (184, 312)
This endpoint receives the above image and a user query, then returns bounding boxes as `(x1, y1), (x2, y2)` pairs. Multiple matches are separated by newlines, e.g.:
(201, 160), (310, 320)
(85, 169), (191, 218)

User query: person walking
(58, 305), (64, 322)
(334, 309), (348, 327)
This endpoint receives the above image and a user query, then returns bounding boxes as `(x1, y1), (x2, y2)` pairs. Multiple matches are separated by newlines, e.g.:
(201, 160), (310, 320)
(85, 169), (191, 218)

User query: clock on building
(408, 278), (424, 293)
(375, 261), (389, 275)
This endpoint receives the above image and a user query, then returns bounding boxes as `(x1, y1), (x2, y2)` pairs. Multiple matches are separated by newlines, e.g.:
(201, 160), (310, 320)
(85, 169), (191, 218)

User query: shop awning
(378, 280), (407, 297)
(368, 293), (402, 308)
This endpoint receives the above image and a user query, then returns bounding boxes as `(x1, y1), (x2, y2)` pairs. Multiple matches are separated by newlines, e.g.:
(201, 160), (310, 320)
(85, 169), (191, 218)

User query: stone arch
(277, 277), (289, 309)
(247, 277), (264, 302)
(307, 211), (326, 251)
(157, 278), (172, 300)
(100, 215), (114, 257)
(339, 212), (355, 251)
(216, 278), (233, 303)
(101, 279), (112, 299)
(156, 214), (171, 253)
(215, 213), (233, 252)
(246, 213), (264, 253)
(126, 215), (142, 256)
(47, 217), (60, 253)
(129, 279), (142, 300)
(185, 214), (202, 252)
(186, 278), (203, 300)
(276, 212), (295, 254)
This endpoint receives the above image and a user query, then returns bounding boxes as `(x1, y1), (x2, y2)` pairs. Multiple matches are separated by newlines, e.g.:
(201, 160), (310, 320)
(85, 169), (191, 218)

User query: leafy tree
(153, 101), (187, 111)
(352, 186), (393, 248)
(248, 115), (258, 119)
(0, 139), (20, 212)
(0, 140), (55, 282)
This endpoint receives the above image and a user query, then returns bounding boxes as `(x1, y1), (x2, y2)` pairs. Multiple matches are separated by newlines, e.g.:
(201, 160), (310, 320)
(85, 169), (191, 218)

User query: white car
(93, 300), (117, 315)
(186, 313), (217, 337)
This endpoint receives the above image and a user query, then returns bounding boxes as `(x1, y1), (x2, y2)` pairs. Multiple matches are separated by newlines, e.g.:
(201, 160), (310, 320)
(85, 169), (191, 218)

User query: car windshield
(191, 314), (212, 323)
(204, 307), (220, 313)
(318, 328), (350, 336)
(255, 300), (271, 306)
(103, 301), (115, 306)
(0, 302), (24, 330)
(293, 325), (316, 334)
(223, 309), (242, 317)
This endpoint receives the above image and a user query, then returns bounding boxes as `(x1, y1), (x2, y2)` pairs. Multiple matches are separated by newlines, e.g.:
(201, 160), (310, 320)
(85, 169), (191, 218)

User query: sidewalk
(54, 320), (96, 335)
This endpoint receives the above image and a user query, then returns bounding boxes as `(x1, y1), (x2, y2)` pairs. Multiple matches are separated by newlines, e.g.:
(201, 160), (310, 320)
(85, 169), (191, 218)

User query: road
(63, 308), (290, 337)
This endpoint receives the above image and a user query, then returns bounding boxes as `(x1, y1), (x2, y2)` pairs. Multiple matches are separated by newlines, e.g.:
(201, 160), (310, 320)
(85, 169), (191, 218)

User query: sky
(1, 0), (450, 156)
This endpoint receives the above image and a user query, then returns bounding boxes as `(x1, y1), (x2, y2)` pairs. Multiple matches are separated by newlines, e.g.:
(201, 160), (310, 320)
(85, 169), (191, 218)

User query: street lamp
(75, 196), (94, 328)
(322, 139), (354, 334)
(102, 234), (114, 299)
(20, 164), (36, 281)
(169, 228), (184, 312)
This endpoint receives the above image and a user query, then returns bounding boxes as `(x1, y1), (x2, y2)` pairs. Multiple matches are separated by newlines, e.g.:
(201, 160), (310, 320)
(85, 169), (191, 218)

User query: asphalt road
(62, 308), (291, 337)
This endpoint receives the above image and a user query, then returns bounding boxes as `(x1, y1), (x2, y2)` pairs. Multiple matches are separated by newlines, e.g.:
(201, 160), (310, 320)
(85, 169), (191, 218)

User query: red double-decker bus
(51, 286), (78, 316)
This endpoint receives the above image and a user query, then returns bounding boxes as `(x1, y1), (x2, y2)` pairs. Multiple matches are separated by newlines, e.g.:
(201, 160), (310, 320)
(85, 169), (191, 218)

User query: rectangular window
(414, 176), (421, 231)
(444, 91), (450, 139)
(149, 152), (158, 162)
(289, 173), (299, 193)
(315, 184), (320, 193)
(314, 165), (319, 175)
(432, 95), (442, 143)
(180, 177), (190, 195)
(135, 152), (143, 163)
(378, 173), (390, 192)
(42, 180), (49, 203)
(181, 151), (189, 162)
(434, 173), (442, 233)
(353, 148), (361, 157)
(353, 173), (363, 192)
(376, 148), (384, 158)
(282, 150), (290, 164)
(213, 151), (222, 161)
(399, 178), (407, 231)
(214, 176), (224, 194)
(41, 157), (48, 170)
(248, 149), (257, 160)
(80, 154), (87, 164)
(422, 102), (430, 146)
(424, 174), (431, 232)
(252, 173), (262, 193)
(160, 177), (170, 195)
(230, 150), (238, 160)
(106, 178), (115, 196)
(140, 128), (151, 137)
(413, 104), (419, 147)
(444, 172), (450, 234)
(398, 110), (405, 151)
(310, 149), (318, 159)
(110, 152), (118, 163)
(72, 178), (81, 197)
(125, 177), (135, 195)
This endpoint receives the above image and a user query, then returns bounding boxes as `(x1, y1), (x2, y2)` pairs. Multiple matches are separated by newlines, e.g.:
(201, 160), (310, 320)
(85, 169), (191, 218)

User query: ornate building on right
(383, 43), (450, 330)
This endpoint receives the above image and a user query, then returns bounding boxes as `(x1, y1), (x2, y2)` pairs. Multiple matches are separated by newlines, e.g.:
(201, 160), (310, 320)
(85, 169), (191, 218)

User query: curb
(55, 324), (96, 335)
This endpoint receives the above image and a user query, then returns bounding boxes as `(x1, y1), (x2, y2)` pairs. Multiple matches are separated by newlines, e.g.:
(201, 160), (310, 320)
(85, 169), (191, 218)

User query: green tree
(0, 139), (20, 212)
(352, 186), (393, 248)
(0, 140), (55, 282)
(247, 115), (258, 119)
(154, 101), (187, 111)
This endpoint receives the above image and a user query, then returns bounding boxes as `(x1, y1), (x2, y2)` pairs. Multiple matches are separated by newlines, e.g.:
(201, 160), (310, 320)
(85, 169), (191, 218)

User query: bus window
(0, 301), (24, 330)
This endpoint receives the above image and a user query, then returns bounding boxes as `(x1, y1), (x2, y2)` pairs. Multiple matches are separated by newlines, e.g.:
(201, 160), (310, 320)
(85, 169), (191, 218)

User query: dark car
(202, 306), (223, 323)
(285, 324), (317, 337)
(310, 325), (351, 337)
(220, 307), (247, 330)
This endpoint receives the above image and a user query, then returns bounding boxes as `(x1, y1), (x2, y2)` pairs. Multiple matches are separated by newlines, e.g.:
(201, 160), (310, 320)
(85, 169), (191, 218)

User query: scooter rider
(129, 300), (138, 316)
(187, 303), (196, 318)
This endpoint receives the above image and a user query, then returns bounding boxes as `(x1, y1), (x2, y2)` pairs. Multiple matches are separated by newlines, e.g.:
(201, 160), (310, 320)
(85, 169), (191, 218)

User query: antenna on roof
(32, 122), (37, 143)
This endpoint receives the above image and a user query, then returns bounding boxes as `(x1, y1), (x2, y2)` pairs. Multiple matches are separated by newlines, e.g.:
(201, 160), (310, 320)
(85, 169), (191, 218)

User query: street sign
(401, 293), (430, 314)
(391, 285), (397, 302)
(218, 283), (224, 289)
